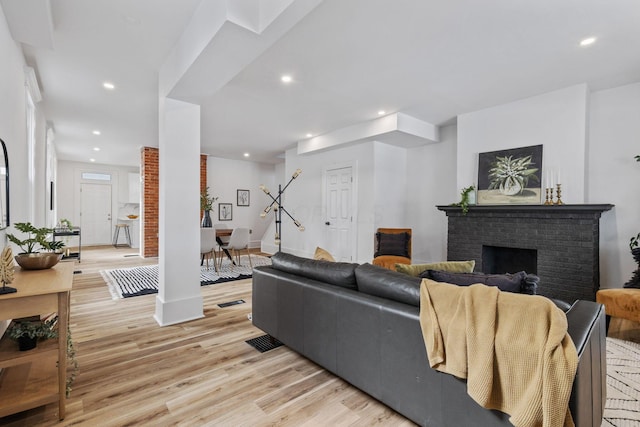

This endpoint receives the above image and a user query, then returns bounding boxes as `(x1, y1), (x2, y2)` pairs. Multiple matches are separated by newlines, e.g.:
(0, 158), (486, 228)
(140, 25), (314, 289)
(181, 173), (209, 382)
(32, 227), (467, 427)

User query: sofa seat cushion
(270, 251), (358, 289)
(422, 270), (538, 294)
(395, 260), (476, 277)
(356, 263), (422, 307)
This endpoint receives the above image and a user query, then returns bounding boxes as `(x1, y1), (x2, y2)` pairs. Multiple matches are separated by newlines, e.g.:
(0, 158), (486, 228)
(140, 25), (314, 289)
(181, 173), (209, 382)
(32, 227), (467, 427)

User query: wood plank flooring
(1, 246), (414, 426)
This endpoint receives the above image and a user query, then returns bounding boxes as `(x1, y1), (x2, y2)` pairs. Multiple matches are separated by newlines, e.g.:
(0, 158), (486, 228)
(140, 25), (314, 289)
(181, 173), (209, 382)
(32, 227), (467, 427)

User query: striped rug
(101, 255), (271, 299)
(604, 337), (640, 426)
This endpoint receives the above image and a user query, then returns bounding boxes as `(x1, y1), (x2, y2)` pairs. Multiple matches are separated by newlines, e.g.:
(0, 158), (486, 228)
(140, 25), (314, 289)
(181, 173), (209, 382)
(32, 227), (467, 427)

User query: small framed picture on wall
(237, 189), (250, 207)
(218, 203), (232, 221)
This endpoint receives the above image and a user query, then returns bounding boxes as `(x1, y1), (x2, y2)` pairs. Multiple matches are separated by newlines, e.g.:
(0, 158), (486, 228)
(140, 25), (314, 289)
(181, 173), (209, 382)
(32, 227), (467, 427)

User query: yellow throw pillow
(314, 246), (335, 262)
(395, 260), (475, 277)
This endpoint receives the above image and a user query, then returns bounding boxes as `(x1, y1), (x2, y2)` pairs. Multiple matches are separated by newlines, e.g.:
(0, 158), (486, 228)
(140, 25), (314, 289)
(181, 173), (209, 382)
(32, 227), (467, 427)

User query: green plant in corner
(7, 222), (65, 254)
(452, 185), (476, 215)
(631, 155), (640, 251)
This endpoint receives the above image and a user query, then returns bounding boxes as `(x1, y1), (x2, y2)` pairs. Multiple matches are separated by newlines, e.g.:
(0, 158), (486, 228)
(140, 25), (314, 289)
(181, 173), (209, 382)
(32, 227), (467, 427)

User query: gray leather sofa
(252, 252), (606, 427)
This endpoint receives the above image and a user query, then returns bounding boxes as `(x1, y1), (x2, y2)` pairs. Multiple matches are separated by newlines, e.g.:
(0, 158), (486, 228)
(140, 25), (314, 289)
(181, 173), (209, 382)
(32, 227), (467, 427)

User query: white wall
(278, 142), (375, 262)
(373, 142), (407, 228)
(588, 82), (640, 289)
(206, 156), (275, 248)
(0, 5), (28, 247)
(406, 124), (457, 263)
(457, 84), (589, 203)
(0, 6), (31, 334)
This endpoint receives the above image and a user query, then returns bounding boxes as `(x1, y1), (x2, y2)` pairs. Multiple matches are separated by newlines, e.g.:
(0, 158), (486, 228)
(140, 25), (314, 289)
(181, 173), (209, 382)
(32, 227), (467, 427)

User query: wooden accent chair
(372, 228), (412, 270)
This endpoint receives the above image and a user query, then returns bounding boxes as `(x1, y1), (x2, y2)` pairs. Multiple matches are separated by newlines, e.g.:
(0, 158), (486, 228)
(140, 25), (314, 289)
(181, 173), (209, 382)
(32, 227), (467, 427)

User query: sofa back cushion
(355, 263), (422, 306)
(270, 252), (358, 289)
(421, 270), (538, 294)
(395, 260), (476, 277)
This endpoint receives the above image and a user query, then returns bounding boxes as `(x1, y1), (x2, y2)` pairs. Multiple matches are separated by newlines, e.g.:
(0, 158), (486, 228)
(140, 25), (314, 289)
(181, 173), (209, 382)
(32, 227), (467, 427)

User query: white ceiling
(5, 0), (640, 166)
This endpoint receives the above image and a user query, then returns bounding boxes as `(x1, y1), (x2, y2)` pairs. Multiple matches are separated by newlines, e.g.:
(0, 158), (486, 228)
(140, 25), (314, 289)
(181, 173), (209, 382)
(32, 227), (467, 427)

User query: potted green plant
(200, 187), (218, 227)
(5, 317), (77, 396)
(488, 155), (539, 196)
(7, 222), (65, 270)
(7, 317), (58, 351)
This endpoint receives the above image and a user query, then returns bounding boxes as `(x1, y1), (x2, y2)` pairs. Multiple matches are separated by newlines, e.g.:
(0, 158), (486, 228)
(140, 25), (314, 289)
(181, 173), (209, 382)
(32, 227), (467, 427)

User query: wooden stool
(595, 288), (640, 332)
(112, 224), (132, 247)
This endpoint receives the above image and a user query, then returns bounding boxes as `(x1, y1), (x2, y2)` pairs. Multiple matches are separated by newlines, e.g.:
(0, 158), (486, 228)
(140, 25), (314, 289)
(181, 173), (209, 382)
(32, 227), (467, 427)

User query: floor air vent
(246, 334), (283, 353)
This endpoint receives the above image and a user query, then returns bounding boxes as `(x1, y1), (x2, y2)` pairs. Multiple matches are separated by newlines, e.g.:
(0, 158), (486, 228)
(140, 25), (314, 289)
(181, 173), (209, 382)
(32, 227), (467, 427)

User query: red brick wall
(141, 147), (159, 257)
(140, 149), (207, 257)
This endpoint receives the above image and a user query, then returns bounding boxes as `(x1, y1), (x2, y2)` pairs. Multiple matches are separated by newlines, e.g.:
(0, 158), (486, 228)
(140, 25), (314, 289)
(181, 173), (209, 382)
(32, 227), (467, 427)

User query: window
(81, 172), (112, 181)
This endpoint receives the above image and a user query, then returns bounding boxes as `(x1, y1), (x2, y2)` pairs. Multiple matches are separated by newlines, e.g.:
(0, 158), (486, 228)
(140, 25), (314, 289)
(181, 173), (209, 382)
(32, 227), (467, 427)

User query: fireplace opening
(482, 245), (537, 275)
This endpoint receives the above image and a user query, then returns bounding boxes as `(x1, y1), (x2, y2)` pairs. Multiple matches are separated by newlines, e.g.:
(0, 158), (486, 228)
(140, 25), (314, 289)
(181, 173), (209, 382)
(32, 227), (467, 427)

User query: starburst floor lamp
(260, 168), (305, 252)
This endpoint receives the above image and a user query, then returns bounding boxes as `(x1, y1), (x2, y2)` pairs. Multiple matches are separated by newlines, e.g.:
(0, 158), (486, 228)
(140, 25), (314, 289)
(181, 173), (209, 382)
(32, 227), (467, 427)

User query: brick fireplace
(437, 204), (613, 303)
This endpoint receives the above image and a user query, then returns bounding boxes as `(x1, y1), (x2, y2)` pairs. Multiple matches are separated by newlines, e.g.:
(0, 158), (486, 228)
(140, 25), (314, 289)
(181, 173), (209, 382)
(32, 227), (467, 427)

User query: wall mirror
(0, 139), (9, 229)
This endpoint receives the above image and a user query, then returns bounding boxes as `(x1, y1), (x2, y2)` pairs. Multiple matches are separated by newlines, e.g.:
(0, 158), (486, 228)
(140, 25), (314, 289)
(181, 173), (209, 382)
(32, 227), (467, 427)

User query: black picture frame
(218, 203), (232, 221)
(237, 189), (250, 206)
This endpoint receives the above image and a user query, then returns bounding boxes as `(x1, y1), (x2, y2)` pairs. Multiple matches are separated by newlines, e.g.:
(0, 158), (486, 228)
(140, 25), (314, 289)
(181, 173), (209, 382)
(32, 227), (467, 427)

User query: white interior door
(81, 183), (112, 245)
(324, 166), (354, 262)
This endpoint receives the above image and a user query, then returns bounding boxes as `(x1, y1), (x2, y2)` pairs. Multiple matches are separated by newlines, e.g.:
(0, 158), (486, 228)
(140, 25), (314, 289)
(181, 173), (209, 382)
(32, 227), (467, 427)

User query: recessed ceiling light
(243, 153), (250, 157)
(92, 130), (101, 135)
(580, 37), (597, 47)
(89, 158), (96, 162)
(378, 110), (386, 116)
(103, 82), (115, 90)
(306, 133), (313, 138)
(93, 147), (100, 151)
(281, 75), (292, 83)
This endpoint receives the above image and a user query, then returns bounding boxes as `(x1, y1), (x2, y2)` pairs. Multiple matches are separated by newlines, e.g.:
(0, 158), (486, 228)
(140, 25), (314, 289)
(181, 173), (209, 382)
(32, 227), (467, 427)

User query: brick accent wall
(140, 149), (208, 258)
(438, 205), (613, 303)
(141, 147), (159, 258)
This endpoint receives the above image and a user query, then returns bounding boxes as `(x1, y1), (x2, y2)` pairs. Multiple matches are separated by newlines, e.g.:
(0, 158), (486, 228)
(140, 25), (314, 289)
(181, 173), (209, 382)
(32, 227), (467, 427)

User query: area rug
(101, 255), (271, 299)
(603, 337), (640, 426)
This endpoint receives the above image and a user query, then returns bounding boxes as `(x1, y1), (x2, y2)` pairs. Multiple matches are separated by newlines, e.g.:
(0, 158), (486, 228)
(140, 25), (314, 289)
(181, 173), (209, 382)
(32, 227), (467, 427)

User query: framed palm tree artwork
(477, 144), (543, 205)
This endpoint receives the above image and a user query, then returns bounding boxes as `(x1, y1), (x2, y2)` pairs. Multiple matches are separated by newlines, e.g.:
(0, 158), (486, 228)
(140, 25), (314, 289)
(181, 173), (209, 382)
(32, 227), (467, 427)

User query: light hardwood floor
(1, 246), (415, 426)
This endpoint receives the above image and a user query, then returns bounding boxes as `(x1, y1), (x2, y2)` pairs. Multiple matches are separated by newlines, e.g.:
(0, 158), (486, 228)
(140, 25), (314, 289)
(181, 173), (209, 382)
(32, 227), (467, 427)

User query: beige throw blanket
(419, 279), (578, 427)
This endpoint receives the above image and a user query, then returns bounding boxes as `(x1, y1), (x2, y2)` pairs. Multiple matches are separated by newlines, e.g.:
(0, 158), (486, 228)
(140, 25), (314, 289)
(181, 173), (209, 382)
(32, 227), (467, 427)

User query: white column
(155, 98), (202, 326)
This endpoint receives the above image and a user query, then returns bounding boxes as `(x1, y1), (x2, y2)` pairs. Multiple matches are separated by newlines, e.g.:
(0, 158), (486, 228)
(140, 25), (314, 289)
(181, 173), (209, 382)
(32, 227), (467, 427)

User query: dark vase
(202, 210), (212, 228)
(17, 335), (37, 351)
(624, 247), (640, 289)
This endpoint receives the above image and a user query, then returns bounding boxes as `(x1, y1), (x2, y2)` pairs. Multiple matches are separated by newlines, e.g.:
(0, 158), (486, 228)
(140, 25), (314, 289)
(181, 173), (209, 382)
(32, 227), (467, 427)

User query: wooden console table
(0, 263), (74, 420)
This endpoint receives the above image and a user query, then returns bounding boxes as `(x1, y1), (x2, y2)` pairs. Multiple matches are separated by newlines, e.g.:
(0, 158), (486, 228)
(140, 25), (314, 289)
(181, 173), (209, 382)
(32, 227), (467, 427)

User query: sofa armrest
(565, 300), (606, 427)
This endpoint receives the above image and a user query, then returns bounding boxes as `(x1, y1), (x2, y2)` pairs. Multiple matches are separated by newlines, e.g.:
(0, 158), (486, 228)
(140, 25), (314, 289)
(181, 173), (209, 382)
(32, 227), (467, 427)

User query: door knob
(325, 221), (330, 225)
